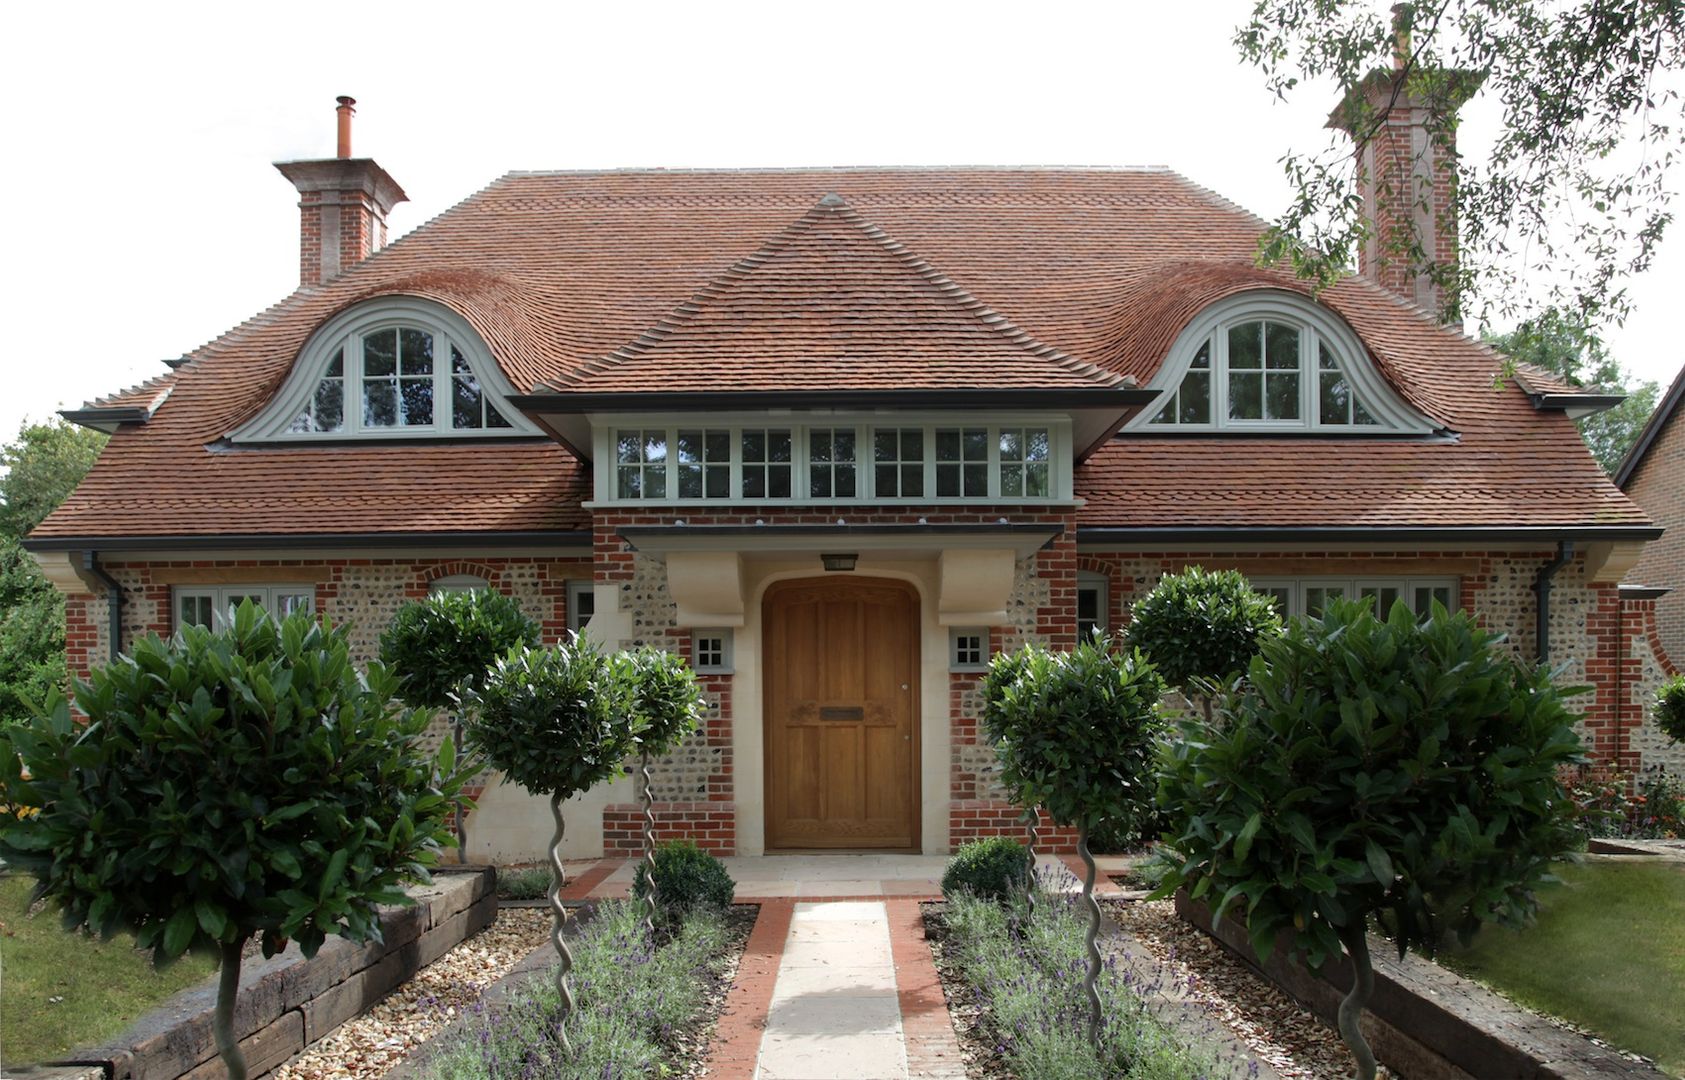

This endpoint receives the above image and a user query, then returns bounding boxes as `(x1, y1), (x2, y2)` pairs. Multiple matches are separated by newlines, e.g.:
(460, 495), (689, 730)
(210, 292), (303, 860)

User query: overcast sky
(3, 0), (1681, 444)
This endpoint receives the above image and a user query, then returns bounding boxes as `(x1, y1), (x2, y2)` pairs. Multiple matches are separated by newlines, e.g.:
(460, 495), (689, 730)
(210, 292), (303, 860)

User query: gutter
(22, 530), (594, 554)
(1075, 525), (1663, 545)
(1534, 541), (1574, 665)
(81, 551), (124, 660)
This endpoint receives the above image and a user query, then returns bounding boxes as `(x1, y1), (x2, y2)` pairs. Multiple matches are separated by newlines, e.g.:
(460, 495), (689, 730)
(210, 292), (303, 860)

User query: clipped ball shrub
(982, 634), (1167, 840)
(941, 837), (1033, 903)
(1655, 675), (1685, 744)
(379, 589), (540, 711)
(1125, 566), (1281, 693)
(1157, 597), (1584, 1077)
(632, 840), (735, 921)
(619, 645), (705, 757)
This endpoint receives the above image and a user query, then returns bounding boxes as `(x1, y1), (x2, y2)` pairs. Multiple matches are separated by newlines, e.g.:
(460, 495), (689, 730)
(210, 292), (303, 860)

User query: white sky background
(2, 0), (1681, 445)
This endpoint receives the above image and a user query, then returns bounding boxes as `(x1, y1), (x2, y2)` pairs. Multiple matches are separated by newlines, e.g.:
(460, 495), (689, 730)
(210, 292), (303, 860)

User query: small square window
(693, 629), (732, 673)
(950, 628), (989, 671)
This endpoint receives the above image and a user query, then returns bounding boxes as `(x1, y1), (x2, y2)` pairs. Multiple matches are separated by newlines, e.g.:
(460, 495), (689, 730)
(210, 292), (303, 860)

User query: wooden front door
(764, 577), (920, 851)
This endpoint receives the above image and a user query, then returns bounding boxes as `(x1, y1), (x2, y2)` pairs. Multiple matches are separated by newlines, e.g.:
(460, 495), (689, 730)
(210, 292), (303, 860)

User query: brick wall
(1625, 406), (1685, 663)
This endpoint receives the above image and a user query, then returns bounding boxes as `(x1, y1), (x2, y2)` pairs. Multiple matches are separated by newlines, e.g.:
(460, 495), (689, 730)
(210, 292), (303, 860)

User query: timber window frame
(1250, 575), (1459, 620)
(173, 584), (316, 632)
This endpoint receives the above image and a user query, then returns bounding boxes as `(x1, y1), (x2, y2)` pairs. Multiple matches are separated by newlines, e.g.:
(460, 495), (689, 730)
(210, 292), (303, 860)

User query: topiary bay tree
(0, 604), (471, 1080)
(379, 589), (540, 854)
(617, 646), (705, 932)
(1654, 674), (1685, 744)
(1155, 599), (1585, 1080)
(1125, 566), (1281, 720)
(982, 634), (1166, 1045)
(462, 637), (640, 1054)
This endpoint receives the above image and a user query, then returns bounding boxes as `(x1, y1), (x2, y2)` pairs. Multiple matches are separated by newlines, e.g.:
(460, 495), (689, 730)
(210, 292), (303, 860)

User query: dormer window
(233, 297), (537, 442)
(1132, 292), (1432, 435)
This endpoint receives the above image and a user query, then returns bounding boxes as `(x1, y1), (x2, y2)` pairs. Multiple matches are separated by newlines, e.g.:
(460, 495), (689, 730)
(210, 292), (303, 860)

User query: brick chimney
(1329, 5), (1481, 319)
(275, 97), (408, 287)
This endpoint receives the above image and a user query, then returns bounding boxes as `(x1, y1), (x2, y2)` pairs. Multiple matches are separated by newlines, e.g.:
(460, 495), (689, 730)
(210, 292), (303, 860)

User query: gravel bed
(921, 905), (1013, 1080)
(1104, 899), (1379, 1080)
(270, 908), (551, 1080)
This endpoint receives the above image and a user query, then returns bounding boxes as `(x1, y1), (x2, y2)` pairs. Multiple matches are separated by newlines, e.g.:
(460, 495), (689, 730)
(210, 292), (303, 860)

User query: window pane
(1190, 340), (1211, 370)
(936, 429), (959, 462)
(1180, 371), (1210, 424)
(401, 378), (434, 425)
(325, 350), (344, 377)
(617, 432), (642, 463)
(1353, 399), (1380, 426)
(1025, 462), (1049, 496)
(1264, 322), (1300, 370)
(999, 429), (1021, 460)
(901, 464), (923, 497)
(486, 402), (512, 429)
(743, 430), (766, 462)
(1320, 371), (1352, 424)
(363, 329), (396, 376)
(1229, 372), (1262, 419)
(678, 461), (703, 498)
(1001, 463), (1024, 497)
(1228, 322), (1262, 370)
(453, 374), (483, 428)
(452, 347), (472, 374)
(400, 329), (434, 375)
(314, 378), (344, 432)
(875, 463), (897, 495)
(1266, 372), (1300, 420)
(617, 466), (642, 498)
(706, 465), (729, 499)
(835, 464), (856, 498)
(364, 381), (397, 426)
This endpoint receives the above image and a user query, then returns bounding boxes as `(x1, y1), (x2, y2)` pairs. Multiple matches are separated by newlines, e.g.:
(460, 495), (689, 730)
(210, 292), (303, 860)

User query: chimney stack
(1329, 4), (1480, 320)
(275, 96), (408, 287)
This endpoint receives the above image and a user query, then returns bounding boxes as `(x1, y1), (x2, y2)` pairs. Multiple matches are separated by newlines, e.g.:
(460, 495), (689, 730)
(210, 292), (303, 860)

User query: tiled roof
(546, 194), (1129, 395)
(32, 167), (1646, 541)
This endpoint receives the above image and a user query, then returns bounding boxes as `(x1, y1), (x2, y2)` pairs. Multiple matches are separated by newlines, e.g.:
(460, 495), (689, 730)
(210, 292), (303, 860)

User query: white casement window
(1131, 292), (1433, 434)
(231, 298), (540, 442)
(174, 585), (315, 632)
(1251, 576), (1458, 620)
(950, 628), (989, 672)
(692, 629), (733, 673)
(565, 580), (595, 637)
(602, 420), (1067, 504)
(1077, 571), (1109, 640)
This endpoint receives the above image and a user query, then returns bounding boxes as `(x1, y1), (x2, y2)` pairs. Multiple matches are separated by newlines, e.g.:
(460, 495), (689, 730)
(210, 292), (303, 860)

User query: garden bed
(923, 891), (1259, 1080)
(405, 900), (755, 1080)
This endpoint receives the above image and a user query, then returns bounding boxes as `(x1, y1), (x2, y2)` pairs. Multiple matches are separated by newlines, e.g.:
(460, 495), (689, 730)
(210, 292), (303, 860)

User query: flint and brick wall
(1625, 406), (1685, 663)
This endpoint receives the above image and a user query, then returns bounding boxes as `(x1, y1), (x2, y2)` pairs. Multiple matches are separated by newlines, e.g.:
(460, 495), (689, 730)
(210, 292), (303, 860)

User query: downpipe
(1534, 540), (1574, 664)
(82, 551), (123, 661)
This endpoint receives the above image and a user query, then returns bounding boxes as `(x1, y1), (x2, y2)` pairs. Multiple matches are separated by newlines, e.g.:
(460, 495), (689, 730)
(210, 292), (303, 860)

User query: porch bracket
(666, 551), (746, 628)
(937, 549), (1015, 627)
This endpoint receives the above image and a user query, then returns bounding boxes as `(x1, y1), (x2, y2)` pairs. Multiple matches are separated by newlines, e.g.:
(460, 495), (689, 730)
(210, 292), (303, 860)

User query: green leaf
(163, 906), (197, 957)
(1365, 839), (1395, 888)
(1234, 812), (1263, 863)
(195, 899), (227, 938)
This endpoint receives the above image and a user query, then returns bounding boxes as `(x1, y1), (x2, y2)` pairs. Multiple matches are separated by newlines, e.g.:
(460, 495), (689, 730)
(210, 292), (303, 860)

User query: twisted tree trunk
(640, 747), (658, 935)
(1077, 822), (1103, 1046)
(1336, 923), (1378, 1080)
(214, 938), (248, 1080)
(548, 790), (576, 1056)
(1022, 804), (1039, 918)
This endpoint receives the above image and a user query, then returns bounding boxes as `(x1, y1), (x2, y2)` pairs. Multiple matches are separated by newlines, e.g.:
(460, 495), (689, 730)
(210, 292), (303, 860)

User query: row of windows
(613, 424), (1053, 502)
(289, 326), (513, 435)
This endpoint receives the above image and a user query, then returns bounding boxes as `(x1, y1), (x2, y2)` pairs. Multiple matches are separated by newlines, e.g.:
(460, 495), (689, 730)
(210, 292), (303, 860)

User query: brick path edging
(703, 898), (796, 1080)
(886, 899), (968, 1079)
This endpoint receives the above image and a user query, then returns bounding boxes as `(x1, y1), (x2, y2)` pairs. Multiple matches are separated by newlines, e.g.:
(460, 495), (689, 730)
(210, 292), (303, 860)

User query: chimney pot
(335, 96), (356, 159)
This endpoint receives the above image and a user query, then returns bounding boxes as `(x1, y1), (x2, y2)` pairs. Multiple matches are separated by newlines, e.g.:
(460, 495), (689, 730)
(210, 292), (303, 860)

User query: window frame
(593, 414), (1074, 506)
(231, 297), (542, 442)
(430, 574), (490, 594)
(949, 627), (989, 672)
(1250, 575), (1459, 620)
(692, 629), (733, 674)
(1129, 291), (1435, 435)
(1077, 570), (1109, 640)
(173, 584), (316, 632)
(565, 579), (595, 638)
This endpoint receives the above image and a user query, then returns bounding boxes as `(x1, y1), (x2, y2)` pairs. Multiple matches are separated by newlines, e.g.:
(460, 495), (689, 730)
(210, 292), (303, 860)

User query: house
(1617, 364), (1685, 770)
(25, 87), (1683, 862)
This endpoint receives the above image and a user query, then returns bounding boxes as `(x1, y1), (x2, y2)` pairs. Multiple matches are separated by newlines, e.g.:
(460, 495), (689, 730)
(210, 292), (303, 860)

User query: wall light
(821, 553), (858, 572)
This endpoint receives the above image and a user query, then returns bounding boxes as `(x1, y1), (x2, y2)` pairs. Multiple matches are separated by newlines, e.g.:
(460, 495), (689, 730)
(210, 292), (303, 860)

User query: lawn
(1439, 858), (1685, 1076)
(0, 874), (218, 1067)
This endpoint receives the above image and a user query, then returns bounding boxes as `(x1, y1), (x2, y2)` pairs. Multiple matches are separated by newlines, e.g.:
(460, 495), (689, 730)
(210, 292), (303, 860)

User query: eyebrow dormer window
(237, 297), (537, 442)
(1133, 292), (1434, 435)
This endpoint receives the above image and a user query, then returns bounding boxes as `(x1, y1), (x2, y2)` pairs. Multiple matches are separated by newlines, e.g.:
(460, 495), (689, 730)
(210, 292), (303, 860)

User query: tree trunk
(214, 938), (249, 1080)
(1022, 804), (1039, 919)
(640, 748), (658, 936)
(1077, 822), (1104, 1046)
(1336, 923), (1378, 1080)
(548, 790), (576, 1056)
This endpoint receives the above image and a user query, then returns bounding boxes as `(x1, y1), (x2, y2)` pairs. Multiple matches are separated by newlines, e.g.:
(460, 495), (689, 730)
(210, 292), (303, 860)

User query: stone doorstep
(57, 870), (495, 1080)
(1177, 893), (1673, 1080)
